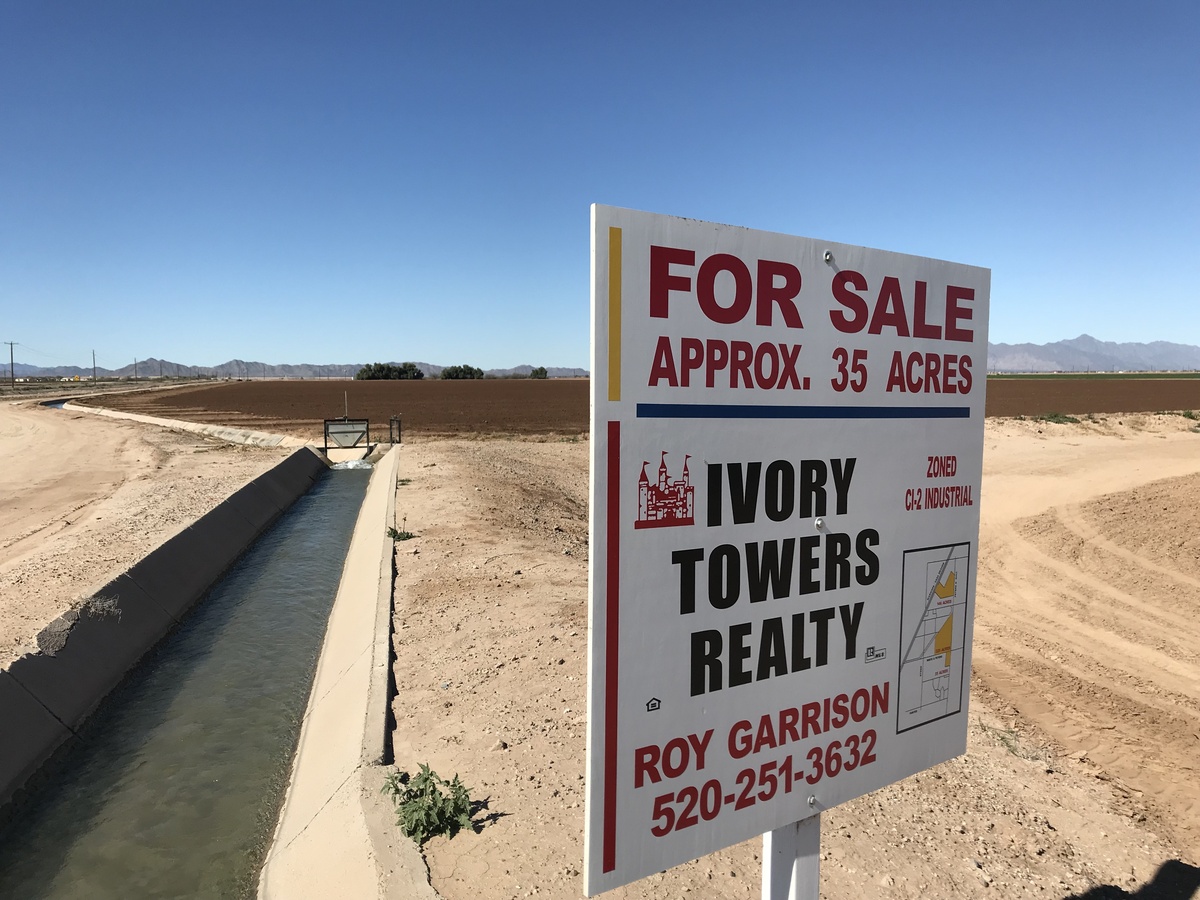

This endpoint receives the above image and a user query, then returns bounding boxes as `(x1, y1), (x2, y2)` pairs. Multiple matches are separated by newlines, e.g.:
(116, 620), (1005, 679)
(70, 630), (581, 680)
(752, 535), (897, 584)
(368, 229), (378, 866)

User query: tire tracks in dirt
(974, 456), (1200, 860)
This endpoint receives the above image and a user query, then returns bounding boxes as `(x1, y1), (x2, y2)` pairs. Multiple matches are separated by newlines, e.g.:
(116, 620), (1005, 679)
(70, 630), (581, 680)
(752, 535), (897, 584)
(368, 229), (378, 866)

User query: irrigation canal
(0, 465), (371, 898)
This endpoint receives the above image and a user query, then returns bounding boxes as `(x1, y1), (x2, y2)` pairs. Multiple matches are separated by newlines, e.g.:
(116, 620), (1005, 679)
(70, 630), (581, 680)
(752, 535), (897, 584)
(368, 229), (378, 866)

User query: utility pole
(134, 358), (138, 380)
(4, 342), (14, 388)
(159, 360), (163, 379)
(92, 350), (97, 382)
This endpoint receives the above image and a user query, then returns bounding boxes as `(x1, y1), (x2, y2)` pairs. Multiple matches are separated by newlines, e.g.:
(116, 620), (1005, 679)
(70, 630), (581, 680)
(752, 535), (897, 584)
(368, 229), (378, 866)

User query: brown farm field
(984, 375), (1200, 418)
(77, 378), (591, 440)
(78, 375), (1200, 438)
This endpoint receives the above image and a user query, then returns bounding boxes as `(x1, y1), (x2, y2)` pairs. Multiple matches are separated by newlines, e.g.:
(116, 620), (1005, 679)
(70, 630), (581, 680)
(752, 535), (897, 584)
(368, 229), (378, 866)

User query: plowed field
(984, 376), (1200, 417)
(78, 376), (1200, 438)
(77, 379), (590, 440)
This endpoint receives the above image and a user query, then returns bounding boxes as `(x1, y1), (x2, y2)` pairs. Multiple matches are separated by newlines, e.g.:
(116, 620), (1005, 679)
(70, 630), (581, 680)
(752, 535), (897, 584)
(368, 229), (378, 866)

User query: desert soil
(389, 414), (1200, 900)
(0, 399), (291, 668)
(5, 387), (1200, 898)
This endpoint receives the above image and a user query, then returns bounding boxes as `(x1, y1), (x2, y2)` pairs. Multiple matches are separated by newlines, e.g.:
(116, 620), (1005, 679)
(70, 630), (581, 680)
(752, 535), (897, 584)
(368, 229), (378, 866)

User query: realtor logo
(635, 451), (695, 529)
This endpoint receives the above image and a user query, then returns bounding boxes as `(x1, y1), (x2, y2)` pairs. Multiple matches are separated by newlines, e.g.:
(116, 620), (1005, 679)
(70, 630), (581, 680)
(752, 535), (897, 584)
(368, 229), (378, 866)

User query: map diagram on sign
(897, 543), (971, 733)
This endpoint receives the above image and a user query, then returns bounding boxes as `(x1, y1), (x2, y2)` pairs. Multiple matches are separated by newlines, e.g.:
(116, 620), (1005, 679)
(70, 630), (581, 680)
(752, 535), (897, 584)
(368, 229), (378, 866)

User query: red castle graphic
(635, 451), (695, 529)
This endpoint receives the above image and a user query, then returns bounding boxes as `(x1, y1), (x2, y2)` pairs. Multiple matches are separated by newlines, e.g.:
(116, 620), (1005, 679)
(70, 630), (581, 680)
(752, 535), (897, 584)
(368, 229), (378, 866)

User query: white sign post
(585, 205), (990, 897)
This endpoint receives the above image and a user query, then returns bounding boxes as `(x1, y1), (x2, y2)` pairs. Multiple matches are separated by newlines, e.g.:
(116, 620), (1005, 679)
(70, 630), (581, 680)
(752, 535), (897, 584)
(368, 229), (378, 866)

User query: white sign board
(584, 206), (990, 895)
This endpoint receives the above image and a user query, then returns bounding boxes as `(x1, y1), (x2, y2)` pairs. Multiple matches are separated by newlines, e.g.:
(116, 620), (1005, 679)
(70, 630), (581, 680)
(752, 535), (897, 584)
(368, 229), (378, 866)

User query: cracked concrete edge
(361, 767), (442, 900)
(358, 445), (443, 898)
(61, 400), (309, 448)
(365, 445), (401, 767)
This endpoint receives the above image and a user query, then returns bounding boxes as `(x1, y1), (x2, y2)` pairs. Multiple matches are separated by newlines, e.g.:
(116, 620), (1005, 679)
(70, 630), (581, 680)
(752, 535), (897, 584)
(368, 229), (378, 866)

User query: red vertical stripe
(603, 420), (621, 873)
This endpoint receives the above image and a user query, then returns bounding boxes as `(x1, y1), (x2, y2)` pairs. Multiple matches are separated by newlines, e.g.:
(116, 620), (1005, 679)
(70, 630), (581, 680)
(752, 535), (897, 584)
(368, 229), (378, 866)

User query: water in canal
(0, 466), (371, 898)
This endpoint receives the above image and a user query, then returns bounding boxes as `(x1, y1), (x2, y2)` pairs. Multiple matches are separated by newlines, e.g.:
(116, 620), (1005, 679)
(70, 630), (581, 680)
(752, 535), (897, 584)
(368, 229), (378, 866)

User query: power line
(11, 341), (74, 363)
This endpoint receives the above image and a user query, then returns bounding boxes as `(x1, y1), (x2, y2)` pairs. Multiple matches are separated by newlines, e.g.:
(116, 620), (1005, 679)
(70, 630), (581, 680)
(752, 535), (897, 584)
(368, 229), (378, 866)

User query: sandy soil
(388, 415), (1200, 900)
(5, 391), (1199, 897)
(0, 400), (291, 668)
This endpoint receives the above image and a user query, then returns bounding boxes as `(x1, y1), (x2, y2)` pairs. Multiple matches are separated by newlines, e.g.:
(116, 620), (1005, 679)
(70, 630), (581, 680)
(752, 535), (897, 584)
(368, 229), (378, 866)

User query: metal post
(762, 815), (820, 900)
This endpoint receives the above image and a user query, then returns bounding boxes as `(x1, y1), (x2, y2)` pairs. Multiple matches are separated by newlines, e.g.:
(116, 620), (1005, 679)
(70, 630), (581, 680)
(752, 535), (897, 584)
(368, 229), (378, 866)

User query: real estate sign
(585, 205), (991, 895)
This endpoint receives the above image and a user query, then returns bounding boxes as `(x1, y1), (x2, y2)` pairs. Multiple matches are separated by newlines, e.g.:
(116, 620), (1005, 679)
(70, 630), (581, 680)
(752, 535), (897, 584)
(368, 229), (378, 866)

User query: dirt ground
(0, 400), (291, 668)
(6, 388), (1200, 897)
(388, 415), (1200, 900)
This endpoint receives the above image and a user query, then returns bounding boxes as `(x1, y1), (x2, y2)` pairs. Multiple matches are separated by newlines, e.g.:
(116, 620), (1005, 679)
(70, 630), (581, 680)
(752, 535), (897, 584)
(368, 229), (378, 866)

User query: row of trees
(439, 364), (484, 380)
(354, 362), (425, 380)
(354, 363), (550, 381)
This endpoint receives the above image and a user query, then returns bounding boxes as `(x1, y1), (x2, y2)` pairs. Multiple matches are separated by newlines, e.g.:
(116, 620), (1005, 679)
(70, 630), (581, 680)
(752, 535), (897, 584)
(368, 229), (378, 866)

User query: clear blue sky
(2, 1), (1197, 371)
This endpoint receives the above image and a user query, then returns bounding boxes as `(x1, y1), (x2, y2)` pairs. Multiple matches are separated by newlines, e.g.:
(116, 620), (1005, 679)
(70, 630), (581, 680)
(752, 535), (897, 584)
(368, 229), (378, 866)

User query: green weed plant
(387, 516), (416, 541)
(382, 764), (473, 844)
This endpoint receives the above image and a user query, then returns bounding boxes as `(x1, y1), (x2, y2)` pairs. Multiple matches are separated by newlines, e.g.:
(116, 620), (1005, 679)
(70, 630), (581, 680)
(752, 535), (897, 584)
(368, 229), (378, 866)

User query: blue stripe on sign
(635, 403), (971, 420)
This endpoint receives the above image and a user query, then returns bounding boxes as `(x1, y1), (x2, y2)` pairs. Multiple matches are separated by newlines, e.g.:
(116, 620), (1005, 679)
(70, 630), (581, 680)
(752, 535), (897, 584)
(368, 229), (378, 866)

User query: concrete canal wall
(0, 447), (329, 812)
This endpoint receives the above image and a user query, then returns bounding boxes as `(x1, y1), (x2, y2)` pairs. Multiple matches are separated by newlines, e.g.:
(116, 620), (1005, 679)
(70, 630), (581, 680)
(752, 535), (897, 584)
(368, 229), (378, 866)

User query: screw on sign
(586, 206), (989, 898)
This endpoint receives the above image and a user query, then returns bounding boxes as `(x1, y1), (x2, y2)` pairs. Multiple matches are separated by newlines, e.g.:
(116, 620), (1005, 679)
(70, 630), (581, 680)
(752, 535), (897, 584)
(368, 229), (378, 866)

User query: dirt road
(973, 415), (1200, 856)
(388, 414), (1200, 900)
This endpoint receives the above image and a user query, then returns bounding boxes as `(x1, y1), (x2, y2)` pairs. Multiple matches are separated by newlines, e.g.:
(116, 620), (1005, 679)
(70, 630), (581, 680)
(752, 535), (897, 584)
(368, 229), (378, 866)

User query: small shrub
(382, 764), (473, 844)
(1034, 412), (1080, 425)
(1182, 409), (1198, 421)
(397, 477), (412, 486)
(388, 517), (416, 541)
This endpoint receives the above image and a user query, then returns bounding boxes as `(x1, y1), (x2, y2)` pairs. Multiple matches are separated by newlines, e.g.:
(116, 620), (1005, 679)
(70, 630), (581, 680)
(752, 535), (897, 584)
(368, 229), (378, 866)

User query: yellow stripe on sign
(608, 226), (622, 402)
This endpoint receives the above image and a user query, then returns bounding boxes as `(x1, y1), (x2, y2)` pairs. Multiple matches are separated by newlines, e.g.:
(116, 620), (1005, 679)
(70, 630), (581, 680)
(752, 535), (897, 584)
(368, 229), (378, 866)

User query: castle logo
(635, 451), (695, 529)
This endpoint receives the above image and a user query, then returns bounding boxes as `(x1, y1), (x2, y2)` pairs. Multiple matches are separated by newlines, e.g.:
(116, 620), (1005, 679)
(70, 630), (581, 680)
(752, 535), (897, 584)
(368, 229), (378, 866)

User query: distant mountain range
(987, 335), (1200, 372)
(10, 336), (1200, 380)
(10, 359), (590, 380)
